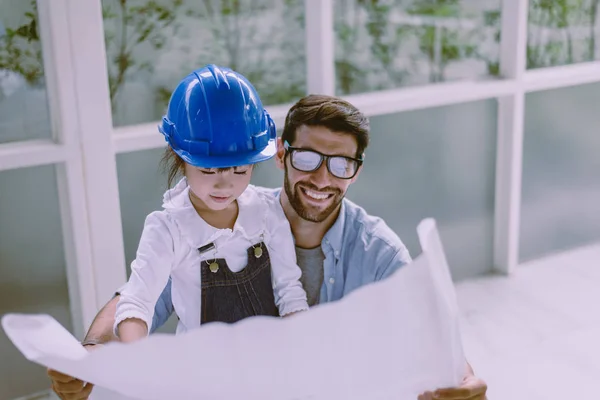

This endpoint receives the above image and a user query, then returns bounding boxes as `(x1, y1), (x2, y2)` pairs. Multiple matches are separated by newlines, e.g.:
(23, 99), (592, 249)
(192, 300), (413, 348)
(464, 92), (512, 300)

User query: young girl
(114, 65), (309, 342)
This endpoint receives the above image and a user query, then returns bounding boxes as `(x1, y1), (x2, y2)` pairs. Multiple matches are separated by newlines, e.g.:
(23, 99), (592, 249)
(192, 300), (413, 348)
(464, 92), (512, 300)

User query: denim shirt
(147, 187), (412, 332)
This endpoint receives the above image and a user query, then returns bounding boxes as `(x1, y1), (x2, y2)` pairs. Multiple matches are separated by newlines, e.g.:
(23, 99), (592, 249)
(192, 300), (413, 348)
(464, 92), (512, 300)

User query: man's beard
(283, 165), (344, 223)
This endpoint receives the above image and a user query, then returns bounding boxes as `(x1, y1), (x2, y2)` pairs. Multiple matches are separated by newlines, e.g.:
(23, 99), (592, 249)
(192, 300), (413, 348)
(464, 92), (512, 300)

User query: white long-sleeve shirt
(114, 178), (309, 335)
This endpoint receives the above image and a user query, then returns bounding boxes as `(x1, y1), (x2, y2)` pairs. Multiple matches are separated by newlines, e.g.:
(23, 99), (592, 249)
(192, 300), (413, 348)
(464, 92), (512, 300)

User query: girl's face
(185, 163), (253, 211)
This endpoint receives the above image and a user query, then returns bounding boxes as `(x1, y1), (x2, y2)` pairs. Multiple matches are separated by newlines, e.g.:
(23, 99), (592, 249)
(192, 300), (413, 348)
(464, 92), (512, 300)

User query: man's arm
(48, 281), (175, 400)
(81, 295), (120, 345)
(148, 276), (175, 331)
(376, 245), (412, 281)
(47, 296), (119, 400)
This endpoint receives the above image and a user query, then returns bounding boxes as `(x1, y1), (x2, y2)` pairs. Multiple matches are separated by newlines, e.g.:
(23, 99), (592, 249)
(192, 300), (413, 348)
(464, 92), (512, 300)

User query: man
(49, 95), (487, 400)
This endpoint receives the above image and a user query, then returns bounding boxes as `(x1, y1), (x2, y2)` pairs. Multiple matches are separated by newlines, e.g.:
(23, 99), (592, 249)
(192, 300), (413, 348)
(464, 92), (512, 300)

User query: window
(521, 83), (600, 261)
(334, 0), (502, 95)
(350, 100), (498, 280)
(0, 165), (73, 400)
(528, 0), (600, 69)
(0, 0), (51, 143)
(101, 0), (307, 127)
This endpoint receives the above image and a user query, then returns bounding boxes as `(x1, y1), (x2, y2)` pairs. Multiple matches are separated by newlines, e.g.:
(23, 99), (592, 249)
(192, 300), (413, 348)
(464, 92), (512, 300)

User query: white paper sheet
(2, 218), (466, 400)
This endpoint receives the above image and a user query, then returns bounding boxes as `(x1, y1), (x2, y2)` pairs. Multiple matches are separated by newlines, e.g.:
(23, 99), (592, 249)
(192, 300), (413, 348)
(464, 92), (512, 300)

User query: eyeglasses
(283, 141), (363, 179)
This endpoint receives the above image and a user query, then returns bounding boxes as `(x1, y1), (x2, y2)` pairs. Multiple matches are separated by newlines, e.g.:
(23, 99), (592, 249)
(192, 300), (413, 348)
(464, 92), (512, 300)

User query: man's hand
(418, 374), (488, 400)
(47, 344), (101, 400)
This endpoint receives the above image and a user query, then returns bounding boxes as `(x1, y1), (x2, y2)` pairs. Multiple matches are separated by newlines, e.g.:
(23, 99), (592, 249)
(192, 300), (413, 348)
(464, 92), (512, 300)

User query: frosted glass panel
(520, 83), (600, 262)
(250, 157), (283, 189)
(116, 148), (167, 275)
(0, 165), (72, 400)
(351, 101), (497, 280)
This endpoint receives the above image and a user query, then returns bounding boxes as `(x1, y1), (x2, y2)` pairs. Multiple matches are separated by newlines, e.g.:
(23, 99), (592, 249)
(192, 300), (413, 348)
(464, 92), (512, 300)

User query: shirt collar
(163, 178), (262, 249)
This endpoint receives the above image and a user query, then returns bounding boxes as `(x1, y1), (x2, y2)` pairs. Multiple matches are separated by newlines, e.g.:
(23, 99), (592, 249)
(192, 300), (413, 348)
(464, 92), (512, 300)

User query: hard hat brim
(175, 139), (277, 169)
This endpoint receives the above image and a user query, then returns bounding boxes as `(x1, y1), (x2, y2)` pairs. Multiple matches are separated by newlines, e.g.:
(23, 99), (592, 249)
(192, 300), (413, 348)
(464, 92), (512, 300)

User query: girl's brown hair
(160, 146), (186, 189)
(160, 146), (257, 189)
(281, 94), (370, 158)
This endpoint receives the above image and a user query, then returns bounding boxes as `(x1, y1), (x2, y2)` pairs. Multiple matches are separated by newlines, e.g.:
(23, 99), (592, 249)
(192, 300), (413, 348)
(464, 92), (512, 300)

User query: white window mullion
(343, 79), (518, 117)
(493, 0), (529, 275)
(524, 61), (600, 92)
(64, 0), (128, 307)
(304, 0), (335, 95)
(36, 0), (100, 337)
(0, 140), (66, 171)
(54, 161), (96, 340)
(37, 0), (94, 339)
(44, 0), (128, 332)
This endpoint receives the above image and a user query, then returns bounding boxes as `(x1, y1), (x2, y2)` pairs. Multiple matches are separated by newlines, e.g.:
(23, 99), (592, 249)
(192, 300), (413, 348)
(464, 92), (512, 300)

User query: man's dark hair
(281, 94), (370, 157)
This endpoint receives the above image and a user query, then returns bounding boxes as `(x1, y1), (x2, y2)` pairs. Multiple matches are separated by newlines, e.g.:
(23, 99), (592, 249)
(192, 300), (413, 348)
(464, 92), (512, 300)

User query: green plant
(0, 0), (43, 86)
(155, 85), (172, 110)
(183, 0), (305, 106)
(406, 0), (478, 82)
(335, 0), (368, 94)
(336, 0), (494, 89)
(476, 9), (501, 77)
(103, 0), (183, 110)
(0, 0), (184, 111)
(589, 0), (599, 59)
(527, 0), (598, 68)
(186, 0), (272, 73)
(361, 0), (409, 86)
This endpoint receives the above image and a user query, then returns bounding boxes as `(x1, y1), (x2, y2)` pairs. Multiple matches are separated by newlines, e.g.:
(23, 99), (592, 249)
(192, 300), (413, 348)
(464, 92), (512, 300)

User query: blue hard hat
(159, 64), (277, 168)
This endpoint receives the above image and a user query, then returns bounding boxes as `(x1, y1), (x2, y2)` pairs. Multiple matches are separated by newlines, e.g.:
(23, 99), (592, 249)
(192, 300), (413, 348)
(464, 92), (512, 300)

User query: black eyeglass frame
(283, 140), (364, 180)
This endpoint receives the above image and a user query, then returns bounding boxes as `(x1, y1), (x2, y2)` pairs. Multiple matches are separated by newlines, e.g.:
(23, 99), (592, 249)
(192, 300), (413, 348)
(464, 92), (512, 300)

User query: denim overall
(200, 242), (279, 324)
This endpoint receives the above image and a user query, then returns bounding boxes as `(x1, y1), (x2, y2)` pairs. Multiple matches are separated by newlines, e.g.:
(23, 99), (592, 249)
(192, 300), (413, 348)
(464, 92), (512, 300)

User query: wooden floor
(21, 243), (600, 400)
(456, 243), (600, 400)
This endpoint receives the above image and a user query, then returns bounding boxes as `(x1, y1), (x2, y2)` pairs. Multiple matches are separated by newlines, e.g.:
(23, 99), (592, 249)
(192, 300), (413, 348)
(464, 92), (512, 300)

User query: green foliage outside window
(2, 0), (599, 109)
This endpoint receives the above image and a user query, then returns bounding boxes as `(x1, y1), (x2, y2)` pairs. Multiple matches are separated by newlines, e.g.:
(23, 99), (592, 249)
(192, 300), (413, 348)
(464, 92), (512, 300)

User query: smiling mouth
(300, 187), (334, 201)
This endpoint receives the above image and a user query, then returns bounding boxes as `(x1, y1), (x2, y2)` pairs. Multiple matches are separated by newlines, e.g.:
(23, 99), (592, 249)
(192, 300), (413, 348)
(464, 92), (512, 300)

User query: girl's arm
(114, 212), (176, 342)
(117, 317), (148, 343)
(264, 198), (309, 317)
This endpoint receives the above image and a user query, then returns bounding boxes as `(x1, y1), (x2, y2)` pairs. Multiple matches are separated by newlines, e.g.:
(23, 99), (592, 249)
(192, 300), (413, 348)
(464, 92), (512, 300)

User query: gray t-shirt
(295, 246), (326, 307)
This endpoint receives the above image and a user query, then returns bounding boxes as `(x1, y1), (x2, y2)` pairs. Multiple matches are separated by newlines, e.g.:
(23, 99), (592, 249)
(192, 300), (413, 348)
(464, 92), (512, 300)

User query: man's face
(276, 125), (361, 223)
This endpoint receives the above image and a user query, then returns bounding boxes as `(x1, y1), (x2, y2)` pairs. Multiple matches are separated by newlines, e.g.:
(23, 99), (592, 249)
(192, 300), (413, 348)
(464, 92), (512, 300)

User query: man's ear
(275, 137), (285, 171)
